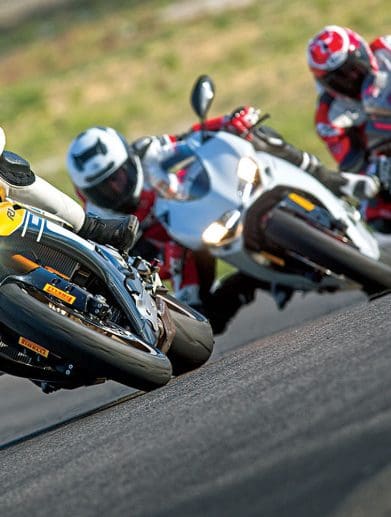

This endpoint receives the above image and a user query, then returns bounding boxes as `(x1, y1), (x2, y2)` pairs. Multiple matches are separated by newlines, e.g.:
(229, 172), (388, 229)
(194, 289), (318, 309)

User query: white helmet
(67, 126), (143, 212)
(0, 127), (5, 155)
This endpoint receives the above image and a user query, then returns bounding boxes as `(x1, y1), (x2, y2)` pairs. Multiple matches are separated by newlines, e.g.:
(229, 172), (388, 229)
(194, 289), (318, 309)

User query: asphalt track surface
(1, 290), (390, 517)
(0, 289), (365, 446)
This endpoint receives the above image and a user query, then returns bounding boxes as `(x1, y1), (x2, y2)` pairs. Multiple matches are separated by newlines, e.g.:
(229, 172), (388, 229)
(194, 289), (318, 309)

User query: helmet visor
(82, 158), (141, 211)
(318, 47), (371, 98)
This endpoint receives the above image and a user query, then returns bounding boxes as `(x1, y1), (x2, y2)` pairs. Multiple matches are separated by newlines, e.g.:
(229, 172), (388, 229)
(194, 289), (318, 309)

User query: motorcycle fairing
(0, 202), (160, 346)
(156, 131), (379, 259)
(0, 202), (26, 236)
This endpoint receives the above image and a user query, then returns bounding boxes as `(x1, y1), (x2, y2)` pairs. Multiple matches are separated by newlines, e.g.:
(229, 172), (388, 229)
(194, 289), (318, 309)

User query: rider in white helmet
(67, 111), (379, 334)
(67, 126), (144, 215)
(68, 125), (207, 309)
(0, 127), (138, 253)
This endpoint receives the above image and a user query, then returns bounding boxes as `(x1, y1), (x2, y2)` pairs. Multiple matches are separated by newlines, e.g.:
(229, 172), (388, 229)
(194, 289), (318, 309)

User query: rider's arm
(315, 92), (367, 173)
(0, 151), (86, 231)
(369, 35), (391, 68)
(252, 125), (378, 199)
(134, 135), (189, 198)
(190, 107), (261, 139)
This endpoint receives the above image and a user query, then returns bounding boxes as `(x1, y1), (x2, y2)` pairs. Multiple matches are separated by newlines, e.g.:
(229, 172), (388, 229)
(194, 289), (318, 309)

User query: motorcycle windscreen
(155, 133), (251, 249)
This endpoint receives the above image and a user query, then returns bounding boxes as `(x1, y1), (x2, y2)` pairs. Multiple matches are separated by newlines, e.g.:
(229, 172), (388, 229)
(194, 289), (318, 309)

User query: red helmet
(307, 25), (378, 98)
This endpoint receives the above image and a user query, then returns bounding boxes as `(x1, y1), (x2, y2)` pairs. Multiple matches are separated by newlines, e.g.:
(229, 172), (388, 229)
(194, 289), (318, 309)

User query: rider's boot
(203, 272), (268, 335)
(78, 213), (139, 253)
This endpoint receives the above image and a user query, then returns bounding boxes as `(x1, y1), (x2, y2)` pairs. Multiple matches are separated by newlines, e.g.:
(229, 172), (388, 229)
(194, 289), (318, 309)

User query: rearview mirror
(190, 75), (215, 121)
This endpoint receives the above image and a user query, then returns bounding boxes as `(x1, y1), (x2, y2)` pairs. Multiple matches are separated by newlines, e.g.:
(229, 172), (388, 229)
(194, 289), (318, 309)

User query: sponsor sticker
(289, 193), (315, 212)
(18, 336), (49, 358)
(44, 283), (76, 304)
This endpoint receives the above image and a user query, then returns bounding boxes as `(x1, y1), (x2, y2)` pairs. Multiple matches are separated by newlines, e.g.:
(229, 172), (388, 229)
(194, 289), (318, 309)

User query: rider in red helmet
(307, 25), (391, 229)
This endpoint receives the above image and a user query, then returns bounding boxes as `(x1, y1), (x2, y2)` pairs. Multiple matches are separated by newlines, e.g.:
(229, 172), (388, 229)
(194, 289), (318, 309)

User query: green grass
(0, 0), (390, 199)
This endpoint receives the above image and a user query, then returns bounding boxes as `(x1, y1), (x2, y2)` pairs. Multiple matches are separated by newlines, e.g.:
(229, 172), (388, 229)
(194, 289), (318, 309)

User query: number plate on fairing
(0, 202), (25, 236)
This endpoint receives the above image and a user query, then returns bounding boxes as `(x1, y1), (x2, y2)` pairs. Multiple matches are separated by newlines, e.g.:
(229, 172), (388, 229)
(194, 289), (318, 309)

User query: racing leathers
(0, 147), (138, 252)
(313, 35), (391, 225)
(78, 107), (375, 334)
(77, 134), (210, 310)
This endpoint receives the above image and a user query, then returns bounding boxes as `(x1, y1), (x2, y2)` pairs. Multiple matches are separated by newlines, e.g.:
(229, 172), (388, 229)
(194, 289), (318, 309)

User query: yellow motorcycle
(0, 154), (213, 393)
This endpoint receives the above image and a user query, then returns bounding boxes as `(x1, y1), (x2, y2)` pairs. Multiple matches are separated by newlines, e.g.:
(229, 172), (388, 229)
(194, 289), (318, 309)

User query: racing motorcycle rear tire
(159, 293), (214, 376)
(0, 283), (172, 391)
(264, 209), (391, 294)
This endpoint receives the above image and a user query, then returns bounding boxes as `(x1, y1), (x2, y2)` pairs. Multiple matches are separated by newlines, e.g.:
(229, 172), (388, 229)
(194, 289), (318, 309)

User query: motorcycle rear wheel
(0, 283), (172, 391)
(263, 209), (391, 295)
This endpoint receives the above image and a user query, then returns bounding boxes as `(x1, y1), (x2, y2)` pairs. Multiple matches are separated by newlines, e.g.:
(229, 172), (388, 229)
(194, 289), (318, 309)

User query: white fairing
(154, 131), (380, 289)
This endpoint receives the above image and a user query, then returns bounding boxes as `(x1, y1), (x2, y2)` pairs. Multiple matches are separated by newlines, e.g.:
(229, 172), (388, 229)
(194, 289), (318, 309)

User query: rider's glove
(308, 163), (379, 199)
(225, 106), (261, 138)
(339, 172), (380, 200)
(367, 155), (391, 196)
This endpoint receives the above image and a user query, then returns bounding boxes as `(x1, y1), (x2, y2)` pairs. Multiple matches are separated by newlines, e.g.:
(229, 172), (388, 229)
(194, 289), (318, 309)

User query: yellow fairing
(0, 202), (26, 236)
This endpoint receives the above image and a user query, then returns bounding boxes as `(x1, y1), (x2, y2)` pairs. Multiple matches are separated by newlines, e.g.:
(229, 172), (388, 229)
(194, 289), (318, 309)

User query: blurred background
(0, 0), (389, 197)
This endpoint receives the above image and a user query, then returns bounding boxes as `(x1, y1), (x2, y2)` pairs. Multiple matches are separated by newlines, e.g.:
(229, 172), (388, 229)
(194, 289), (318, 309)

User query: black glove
(79, 213), (139, 253)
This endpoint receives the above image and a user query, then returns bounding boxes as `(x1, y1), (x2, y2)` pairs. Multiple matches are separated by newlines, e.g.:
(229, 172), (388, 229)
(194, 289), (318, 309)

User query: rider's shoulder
(369, 35), (391, 53)
(131, 136), (154, 158)
(317, 90), (335, 107)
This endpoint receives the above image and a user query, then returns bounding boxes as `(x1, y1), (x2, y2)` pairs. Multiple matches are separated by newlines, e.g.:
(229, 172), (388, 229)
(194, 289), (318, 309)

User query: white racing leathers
(0, 175), (86, 232)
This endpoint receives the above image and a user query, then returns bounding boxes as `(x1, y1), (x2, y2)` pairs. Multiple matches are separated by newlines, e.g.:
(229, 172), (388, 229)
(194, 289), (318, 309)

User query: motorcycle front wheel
(158, 293), (214, 376)
(0, 283), (172, 391)
(263, 208), (391, 295)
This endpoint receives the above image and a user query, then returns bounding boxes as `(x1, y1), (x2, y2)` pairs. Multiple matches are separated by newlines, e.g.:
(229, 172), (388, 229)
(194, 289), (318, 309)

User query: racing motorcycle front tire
(0, 282), (173, 391)
(159, 293), (214, 376)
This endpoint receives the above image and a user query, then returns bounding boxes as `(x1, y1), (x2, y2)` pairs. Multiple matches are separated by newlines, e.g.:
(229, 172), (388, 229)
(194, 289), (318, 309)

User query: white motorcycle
(154, 76), (391, 300)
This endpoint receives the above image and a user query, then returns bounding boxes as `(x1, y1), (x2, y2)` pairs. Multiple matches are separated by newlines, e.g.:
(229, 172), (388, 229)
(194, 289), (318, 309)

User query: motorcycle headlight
(237, 157), (260, 201)
(202, 222), (229, 245)
(202, 209), (241, 245)
(237, 156), (259, 183)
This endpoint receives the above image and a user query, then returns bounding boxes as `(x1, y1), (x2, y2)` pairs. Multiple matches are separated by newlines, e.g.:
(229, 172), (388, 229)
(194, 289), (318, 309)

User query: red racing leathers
(313, 35), (391, 224)
(77, 168), (204, 307)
